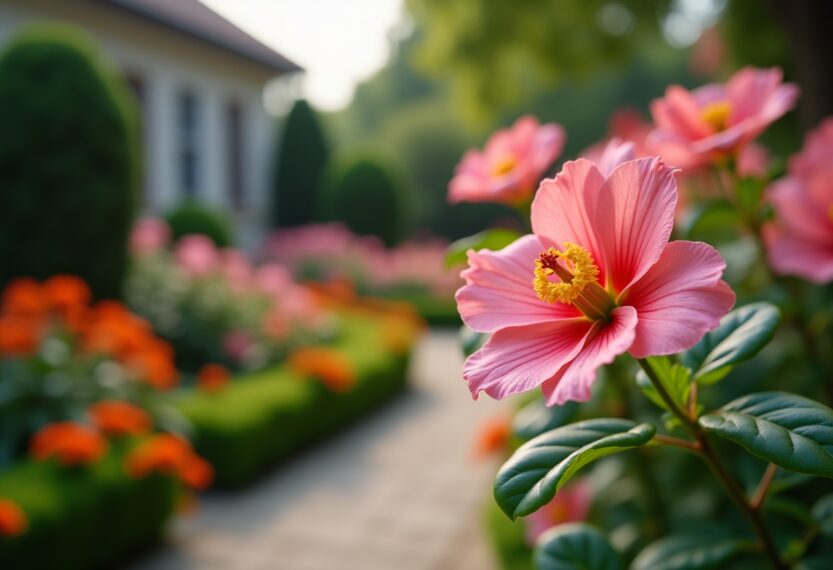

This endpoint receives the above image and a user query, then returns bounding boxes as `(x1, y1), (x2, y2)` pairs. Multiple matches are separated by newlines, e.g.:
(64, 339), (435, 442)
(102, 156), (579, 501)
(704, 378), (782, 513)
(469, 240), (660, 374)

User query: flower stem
(751, 463), (778, 511)
(637, 358), (787, 570)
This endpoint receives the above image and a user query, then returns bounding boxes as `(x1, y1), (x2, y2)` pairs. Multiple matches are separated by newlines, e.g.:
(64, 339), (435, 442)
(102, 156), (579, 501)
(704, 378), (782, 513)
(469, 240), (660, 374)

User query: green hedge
(178, 313), (411, 487)
(0, 443), (177, 570)
(166, 201), (233, 247)
(484, 498), (534, 570)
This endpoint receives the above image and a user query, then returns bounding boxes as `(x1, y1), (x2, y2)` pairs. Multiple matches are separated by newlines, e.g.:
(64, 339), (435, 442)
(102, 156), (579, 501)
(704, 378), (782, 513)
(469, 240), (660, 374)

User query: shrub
(271, 99), (330, 227)
(165, 201), (232, 247)
(0, 25), (138, 299)
(318, 151), (408, 247)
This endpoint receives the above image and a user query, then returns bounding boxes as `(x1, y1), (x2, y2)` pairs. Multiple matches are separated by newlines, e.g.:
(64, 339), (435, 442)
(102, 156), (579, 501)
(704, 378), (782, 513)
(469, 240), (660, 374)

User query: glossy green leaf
(681, 303), (780, 385)
(494, 419), (655, 519)
(513, 399), (579, 442)
(459, 325), (487, 358)
(445, 228), (521, 267)
(534, 523), (621, 570)
(812, 494), (833, 538)
(632, 532), (752, 570)
(699, 392), (833, 477)
(636, 356), (691, 412)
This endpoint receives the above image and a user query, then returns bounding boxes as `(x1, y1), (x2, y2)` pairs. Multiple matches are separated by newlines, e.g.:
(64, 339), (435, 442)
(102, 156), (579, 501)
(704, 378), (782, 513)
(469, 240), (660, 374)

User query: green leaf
(494, 419), (655, 519)
(812, 494), (833, 538)
(445, 228), (521, 267)
(534, 523), (621, 570)
(459, 325), (487, 358)
(699, 392), (833, 478)
(632, 532), (752, 570)
(513, 399), (579, 442)
(681, 303), (780, 385)
(636, 356), (692, 412)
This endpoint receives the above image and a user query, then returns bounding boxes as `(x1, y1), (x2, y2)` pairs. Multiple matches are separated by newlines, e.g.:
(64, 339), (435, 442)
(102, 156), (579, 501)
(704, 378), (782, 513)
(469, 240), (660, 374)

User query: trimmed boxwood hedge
(178, 312), (412, 487)
(0, 443), (177, 570)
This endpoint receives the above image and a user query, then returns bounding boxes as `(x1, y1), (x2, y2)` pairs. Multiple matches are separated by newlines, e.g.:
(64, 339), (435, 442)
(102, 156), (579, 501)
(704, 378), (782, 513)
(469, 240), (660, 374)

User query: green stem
(637, 359), (787, 570)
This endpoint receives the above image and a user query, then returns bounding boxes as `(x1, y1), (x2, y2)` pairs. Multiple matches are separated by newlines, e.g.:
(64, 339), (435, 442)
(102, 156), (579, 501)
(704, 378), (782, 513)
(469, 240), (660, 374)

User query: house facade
(0, 0), (300, 248)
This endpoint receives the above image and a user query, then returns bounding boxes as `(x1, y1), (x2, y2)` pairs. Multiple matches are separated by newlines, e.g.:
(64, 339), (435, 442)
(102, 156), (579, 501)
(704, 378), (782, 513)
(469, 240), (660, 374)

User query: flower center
(491, 155), (517, 177)
(701, 101), (731, 132)
(533, 243), (616, 321)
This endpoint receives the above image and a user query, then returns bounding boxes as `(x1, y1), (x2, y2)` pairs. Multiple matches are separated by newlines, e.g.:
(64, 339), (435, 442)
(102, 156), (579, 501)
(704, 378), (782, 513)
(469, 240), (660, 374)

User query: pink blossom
(649, 67), (798, 170)
(456, 157), (735, 405)
(255, 263), (294, 296)
(765, 118), (833, 283)
(130, 218), (171, 255)
(524, 479), (591, 546)
(449, 115), (565, 205)
(736, 143), (770, 178)
(220, 248), (253, 293)
(223, 330), (253, 362)
(174, 235), (219, 276)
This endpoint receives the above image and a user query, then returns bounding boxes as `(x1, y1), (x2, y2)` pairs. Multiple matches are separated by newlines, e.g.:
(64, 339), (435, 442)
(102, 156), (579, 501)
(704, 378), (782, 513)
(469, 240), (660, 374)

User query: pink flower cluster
(264, 223), (463, 298)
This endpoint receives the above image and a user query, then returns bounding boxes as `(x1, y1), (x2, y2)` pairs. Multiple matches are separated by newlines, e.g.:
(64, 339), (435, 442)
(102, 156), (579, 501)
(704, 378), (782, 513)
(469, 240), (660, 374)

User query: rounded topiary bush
(318, 151), (408, 247)
(272, 99), (330, 228)
(0, 25), (138, 299)
(165, 201), (232, 247)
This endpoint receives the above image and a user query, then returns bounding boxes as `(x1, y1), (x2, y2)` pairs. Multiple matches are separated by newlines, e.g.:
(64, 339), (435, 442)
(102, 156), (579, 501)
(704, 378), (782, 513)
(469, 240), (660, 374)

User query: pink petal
(595, 139), (635, 177)
(531, 159), (606, 283)
(622, 241), (735, 358)
(463, 318), (593, 401)
(541, 306), (637, 405)
(594, 158), (679, 293)
(765, 225), (833, 283)
(456, 235), (580, 333)
(768, 177), (833, 242)
(651, 86), (711, 140)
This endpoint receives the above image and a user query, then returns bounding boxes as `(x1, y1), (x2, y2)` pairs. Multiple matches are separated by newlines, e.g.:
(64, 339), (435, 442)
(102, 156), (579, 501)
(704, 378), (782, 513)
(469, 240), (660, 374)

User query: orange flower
(472, 416), (512, 460)
(288, 347), (355, 392)
(125, 434), (213, 490)
(30, 422), (107, 466)
(125, 339), (179, 390)
(1, 278), (47, 317)
(197, 363), (230, 392)
(89, 401), (152, 437)
(0, 499), (27, 538)
(43, 275), (91, 327)
(0, 316), (42, 357)
(378, 314), (424, 355)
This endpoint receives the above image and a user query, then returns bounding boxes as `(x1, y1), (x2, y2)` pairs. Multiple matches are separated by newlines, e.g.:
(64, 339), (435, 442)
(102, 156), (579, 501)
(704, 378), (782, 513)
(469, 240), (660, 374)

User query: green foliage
(699, 392), (833, 477)
(534, 523), (621, 570)
(631, 532), (753, 570)
(636, 356), (692, 412)
(0, 446), (176, 570)
(165, 201), (232, 247)
(318, 151), (408, 247)
(681, 303), (781, 385)
(272, 99), (330, 227)
(494, 419), (655, 519)
(446, 228), (522, 267)
(812, 495), (833, 538)
(483, 499), (535, 570)
(459, 324), (487, 358)
(0, 25), (138, 299)
(178, 315), (411, 487)
(513, 400), (579, 443)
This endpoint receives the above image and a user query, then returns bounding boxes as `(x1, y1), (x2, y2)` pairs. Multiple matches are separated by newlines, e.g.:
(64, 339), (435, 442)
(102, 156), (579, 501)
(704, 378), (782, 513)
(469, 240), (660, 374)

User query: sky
(200, 0), (406, 112)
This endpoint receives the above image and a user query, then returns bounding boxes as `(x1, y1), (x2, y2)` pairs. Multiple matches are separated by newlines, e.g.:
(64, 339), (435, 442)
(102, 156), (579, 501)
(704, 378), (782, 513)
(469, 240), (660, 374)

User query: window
(178, 91), (199, 199)
(226, 100), (245, 209)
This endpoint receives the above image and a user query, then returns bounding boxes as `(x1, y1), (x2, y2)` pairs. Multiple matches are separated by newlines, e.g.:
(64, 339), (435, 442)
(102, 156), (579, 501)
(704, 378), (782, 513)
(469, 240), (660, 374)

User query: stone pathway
(130, 330), (506, 570)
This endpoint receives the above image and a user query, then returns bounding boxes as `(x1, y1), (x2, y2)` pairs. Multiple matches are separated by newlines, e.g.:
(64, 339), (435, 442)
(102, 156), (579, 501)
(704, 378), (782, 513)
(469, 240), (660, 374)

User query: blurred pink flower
(449, 115), (565, 206)
(765, 118), (833, 282)
(222, 330), (253, 362)
(736, 143), (770, 178)
(525, 479), (592, 546)
(130, 218), (171, 255)
(457, 157), (734, 405)
(649, 67), (798, 170)
(690, 26), (726, 78)
(220, 248), (253, 293)
(174, 235), (219, 276)
(254, 263), (294, 296)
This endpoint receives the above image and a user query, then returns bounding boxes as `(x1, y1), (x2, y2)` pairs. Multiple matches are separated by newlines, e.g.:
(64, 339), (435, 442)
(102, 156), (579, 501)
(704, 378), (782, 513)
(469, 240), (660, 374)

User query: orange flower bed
(125, 434), (213, 490)
(288, 347), (356, 392)
(89, 401), (152, 437)
(0, 498), (27, 538)
(30, 422), (107, 466)
(196, 363), (231, 392)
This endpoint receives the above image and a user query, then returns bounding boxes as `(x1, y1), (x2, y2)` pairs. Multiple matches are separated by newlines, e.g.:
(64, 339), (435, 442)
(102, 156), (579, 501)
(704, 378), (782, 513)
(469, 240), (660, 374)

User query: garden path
(129, 330), (505, 570)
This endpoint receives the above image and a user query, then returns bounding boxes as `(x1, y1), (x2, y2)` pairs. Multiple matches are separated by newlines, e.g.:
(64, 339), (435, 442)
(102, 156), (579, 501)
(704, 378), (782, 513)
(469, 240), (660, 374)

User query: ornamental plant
(126, 219), (334, 374)
(450, 67), (833, 569)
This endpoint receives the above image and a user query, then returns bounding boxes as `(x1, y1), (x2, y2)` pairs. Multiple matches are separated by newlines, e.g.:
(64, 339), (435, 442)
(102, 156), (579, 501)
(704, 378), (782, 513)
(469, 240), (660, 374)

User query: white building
(0, 0), (300, 248)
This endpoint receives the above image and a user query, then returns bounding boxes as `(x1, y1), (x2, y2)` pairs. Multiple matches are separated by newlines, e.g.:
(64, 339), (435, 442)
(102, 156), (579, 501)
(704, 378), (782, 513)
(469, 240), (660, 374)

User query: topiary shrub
(318, 151), (408, 247)
(165, 201), (232, 247)
(271, 99), (330, 228)
(0, 25), (138, 299)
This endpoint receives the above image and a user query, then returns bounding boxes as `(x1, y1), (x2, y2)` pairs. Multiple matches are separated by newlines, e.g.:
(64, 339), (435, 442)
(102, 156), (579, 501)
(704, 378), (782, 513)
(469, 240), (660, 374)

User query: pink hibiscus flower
(649, 67), (798, 170)
(764, 118), (833, 283)
(524, 479), (591, 546)
(174, 235), (219, 276)
(456, 156), (735, 405)
(449, 115), (565, 206)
